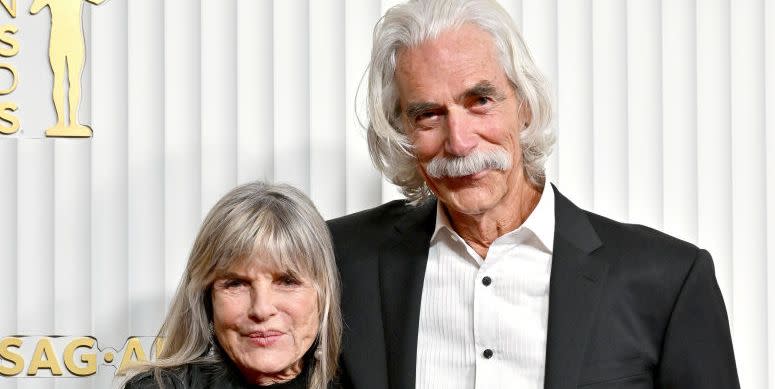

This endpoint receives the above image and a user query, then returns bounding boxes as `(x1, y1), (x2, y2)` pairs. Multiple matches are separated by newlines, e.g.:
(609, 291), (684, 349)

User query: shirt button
(482, 276), (492, 286)
(483, 349), (493, 359)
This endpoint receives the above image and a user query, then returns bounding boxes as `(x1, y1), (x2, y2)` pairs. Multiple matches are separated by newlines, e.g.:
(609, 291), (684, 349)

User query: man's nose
(248, 287), (278, 321)
(444, 108), (477, 157)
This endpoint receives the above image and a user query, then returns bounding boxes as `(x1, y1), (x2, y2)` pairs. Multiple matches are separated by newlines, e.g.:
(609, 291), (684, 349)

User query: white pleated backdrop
(0, 0), (773, 388)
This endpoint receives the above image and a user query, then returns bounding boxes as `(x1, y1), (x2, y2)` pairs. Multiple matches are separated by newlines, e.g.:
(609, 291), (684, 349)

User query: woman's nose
(248, 287), (278, 321)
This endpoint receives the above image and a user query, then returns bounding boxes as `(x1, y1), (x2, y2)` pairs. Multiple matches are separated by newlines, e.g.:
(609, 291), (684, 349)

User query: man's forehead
(396, 24), (498, 70)
(394, 26), (509, 104)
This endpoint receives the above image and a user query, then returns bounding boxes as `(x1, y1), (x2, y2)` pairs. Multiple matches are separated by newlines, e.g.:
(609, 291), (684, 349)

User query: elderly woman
(124, 182), (341, 388)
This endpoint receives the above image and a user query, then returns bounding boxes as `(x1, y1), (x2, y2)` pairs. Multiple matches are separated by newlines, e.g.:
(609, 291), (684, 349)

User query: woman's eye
(278, 274), (301, 286)
(223, 279), (247, 289)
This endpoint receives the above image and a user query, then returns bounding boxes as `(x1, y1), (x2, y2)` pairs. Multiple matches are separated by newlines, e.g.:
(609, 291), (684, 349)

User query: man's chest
(415, 237), (552, 389)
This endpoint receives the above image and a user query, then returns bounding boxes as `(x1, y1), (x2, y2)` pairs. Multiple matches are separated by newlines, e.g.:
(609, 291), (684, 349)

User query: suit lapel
(372, 190), (608, 389)
(378, 200), (436, 389)
(544, 187), (609, 389)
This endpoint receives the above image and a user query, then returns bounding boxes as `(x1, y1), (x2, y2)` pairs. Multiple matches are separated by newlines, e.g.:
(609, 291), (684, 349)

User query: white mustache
(426, 149), (512, 178)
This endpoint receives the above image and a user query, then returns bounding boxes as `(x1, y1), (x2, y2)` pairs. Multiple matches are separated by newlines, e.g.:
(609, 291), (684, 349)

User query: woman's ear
(204, 286), (214, 320)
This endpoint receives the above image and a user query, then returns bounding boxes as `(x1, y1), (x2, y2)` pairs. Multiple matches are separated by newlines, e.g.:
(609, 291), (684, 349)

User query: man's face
(396, 24), (529, 216)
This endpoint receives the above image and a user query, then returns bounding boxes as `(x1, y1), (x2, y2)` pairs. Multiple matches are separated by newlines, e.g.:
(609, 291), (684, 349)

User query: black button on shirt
(482, 276), (492, 286)
(483, 349), (493, 359)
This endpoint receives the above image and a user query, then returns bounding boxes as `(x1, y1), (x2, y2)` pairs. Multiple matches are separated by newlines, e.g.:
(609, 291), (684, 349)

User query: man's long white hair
(365, 0), (554, 204)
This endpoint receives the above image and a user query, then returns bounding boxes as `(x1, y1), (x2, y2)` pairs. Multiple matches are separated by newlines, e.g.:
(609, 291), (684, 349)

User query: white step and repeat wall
(0, 0), (773, 388)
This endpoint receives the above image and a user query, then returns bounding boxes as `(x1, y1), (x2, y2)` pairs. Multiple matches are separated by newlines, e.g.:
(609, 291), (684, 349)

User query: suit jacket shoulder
(328, 200), (414, 239)
(568, 209), (737, 388)
(584, 211), (712, 323)
(327, 199), (435, 266)
(586, 211), (701, 281)
(547, 188), (738, 388)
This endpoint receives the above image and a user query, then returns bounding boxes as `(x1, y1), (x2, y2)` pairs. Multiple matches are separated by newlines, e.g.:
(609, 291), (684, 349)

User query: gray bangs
(199, 190), (326, 289)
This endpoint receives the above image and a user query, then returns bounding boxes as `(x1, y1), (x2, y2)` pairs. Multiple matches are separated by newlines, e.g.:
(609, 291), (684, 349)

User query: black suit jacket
(327, 187), (739, 389)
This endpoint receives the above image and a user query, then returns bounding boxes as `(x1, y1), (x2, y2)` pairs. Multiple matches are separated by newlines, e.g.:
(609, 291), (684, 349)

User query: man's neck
(445, 181), (543, 259)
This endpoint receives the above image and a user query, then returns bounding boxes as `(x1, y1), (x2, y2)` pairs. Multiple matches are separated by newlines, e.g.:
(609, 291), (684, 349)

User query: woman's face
(211, 258), (319, 384)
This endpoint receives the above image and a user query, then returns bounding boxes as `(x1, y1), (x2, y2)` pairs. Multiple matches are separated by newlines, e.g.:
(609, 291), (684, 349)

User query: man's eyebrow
(461, 81), (506, 101)
(405, 102), (440, 119)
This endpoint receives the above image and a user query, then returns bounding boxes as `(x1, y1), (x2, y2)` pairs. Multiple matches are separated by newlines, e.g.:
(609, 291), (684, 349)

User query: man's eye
(415, 111), (439, 122)
(474, 96), (491, 106)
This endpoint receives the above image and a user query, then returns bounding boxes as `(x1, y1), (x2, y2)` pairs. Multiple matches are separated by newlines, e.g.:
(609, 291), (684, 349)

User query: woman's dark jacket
(123, 360), (310, 389)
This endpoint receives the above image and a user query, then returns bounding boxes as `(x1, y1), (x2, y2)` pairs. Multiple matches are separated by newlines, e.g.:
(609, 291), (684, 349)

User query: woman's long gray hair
(122, 182), (342, 389)
(365, 0), (555, 204)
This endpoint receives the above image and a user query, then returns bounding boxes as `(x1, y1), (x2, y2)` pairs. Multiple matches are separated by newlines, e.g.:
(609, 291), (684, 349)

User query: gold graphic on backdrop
(0, 0), (20, 135)
(0, 336), (162, 378)
(0, 1), (17, 18)
(30, 0), (106, 138)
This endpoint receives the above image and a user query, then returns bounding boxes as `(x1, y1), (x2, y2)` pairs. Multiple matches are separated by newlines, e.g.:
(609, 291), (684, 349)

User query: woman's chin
(234, 345), (301, 378)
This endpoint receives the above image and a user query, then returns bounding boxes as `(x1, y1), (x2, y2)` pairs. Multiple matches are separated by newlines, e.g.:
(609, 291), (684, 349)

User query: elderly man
(328, 0), (739, 388)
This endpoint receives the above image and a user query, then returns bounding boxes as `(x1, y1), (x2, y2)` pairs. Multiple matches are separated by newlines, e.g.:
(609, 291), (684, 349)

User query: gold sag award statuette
(31, 0), (106, 138)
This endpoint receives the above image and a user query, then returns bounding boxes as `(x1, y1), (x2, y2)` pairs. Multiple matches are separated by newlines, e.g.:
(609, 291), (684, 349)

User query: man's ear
(518, 99), (532, 129)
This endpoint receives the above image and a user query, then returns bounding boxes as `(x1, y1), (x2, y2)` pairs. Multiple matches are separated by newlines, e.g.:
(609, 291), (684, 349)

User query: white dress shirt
(415, 185), (555, 389)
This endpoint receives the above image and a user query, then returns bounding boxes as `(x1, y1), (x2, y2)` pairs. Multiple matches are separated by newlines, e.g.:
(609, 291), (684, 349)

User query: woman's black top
(123, 359), (311, 389)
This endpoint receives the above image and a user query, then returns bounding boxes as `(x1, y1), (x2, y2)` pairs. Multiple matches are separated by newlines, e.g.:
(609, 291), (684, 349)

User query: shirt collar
(431, 183), (555, 253)
(521, 182), (555, 253)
